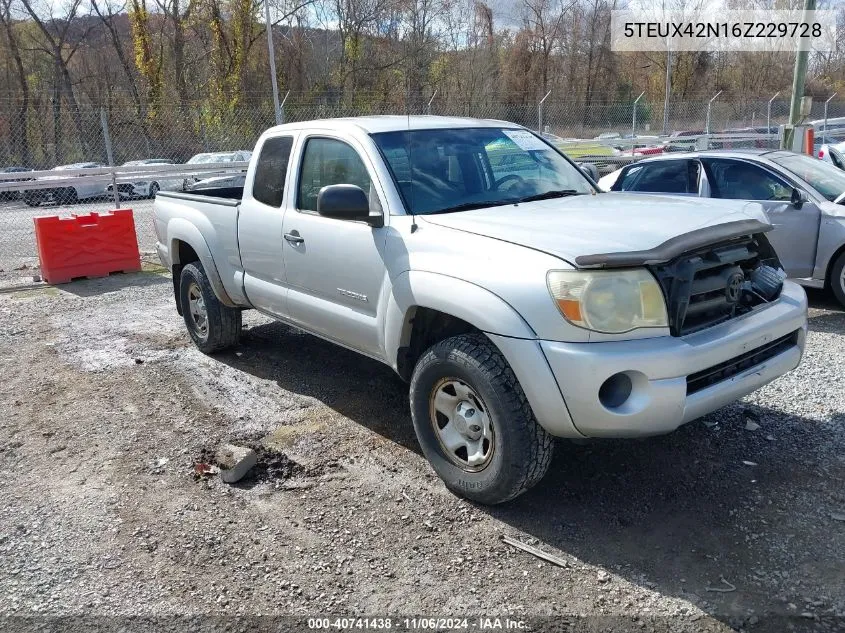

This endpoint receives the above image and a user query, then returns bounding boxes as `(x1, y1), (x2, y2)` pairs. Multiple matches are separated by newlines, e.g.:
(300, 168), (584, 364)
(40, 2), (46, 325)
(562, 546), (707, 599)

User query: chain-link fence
(2, 97), (844, 271)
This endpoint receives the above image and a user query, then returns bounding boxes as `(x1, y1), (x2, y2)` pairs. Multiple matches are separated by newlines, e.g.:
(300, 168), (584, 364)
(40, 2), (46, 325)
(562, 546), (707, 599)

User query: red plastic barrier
(34, 209), (142, 284)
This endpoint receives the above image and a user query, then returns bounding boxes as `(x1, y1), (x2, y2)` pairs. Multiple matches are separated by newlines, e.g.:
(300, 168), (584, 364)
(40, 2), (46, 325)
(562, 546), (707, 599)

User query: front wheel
(179, 262), (242, 353)
(149, 182), (160, 199)
(409, 333), (553, 504)
(830, 251), (845, 307)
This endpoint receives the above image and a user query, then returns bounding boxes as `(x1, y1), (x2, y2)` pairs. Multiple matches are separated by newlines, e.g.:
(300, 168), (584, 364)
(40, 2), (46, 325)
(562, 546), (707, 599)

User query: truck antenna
(407, 88), (418, 233)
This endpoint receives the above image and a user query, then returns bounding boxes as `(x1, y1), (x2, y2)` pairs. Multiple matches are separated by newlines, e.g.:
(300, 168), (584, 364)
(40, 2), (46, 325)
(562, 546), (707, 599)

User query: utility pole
(662, 49), (672, 136)
(265, 0), (282, 125)
(783, 0), (816, 149)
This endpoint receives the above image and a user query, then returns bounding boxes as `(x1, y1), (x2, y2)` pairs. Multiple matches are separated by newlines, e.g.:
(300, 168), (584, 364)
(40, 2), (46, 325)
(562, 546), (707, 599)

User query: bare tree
(19, 0), (93, 162)
(0, 0), (31, 164)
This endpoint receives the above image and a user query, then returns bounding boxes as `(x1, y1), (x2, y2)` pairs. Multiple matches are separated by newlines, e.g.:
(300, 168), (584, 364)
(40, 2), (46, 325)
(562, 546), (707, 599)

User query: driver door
(702, 158), (820, 279)
(281, 135), (388, 358)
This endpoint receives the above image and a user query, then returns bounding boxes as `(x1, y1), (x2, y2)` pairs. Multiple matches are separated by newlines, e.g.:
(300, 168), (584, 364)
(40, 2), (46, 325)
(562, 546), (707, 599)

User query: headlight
(547, 269), (668, 333)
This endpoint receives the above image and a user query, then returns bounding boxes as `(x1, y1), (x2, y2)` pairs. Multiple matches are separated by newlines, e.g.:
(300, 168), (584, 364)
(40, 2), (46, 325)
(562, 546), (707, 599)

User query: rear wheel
(179, 262), (241, 353)
(409, 333), (553, 504)
(830, 251), (845, 307)
(149, 182), (160, 199)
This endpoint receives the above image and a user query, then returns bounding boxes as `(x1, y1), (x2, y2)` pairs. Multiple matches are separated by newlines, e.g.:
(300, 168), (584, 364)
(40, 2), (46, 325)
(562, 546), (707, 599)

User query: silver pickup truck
(154, 116), (808, 504)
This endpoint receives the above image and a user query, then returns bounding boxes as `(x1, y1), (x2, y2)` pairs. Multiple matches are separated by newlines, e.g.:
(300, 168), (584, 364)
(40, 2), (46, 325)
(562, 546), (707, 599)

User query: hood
(420, 193), (770, 267)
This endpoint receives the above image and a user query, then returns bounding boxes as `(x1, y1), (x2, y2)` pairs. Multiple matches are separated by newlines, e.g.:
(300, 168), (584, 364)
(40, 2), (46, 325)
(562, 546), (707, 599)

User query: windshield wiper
(515, 189), (583, 203)
(429, 199), (516, 214)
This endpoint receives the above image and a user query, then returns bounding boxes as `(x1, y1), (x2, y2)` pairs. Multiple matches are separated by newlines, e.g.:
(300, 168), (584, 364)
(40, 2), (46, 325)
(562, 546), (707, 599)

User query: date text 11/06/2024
(307, 617), (528, 630)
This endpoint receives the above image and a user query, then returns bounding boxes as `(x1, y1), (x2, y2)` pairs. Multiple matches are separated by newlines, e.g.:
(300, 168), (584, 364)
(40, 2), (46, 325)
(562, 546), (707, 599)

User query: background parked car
(542, 133), (624, 175)
(22, 163), (106, 206)
(0, 167), (33, 200)
(106, 159), (177, 199)
(185, 172), (246, 192)
(818, 142), (845, 170)
(181, 151), (251, 190)
(600, 149), (845, 305)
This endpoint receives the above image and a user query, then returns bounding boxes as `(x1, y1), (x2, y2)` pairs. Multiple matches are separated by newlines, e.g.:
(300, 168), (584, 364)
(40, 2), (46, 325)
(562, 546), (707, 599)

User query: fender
(815, 216), (845, 283)
(167, 218), (237, 308)
(382, 270), (581, 438)
(383, 270), (536, 368)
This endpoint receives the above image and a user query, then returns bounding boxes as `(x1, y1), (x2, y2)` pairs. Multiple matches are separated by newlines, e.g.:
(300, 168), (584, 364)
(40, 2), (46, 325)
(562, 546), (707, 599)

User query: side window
(706, 159), (792, 201)
(617, 160), (698, 194)
(297, 138), (371, 212)
(252, 136), (293, 207)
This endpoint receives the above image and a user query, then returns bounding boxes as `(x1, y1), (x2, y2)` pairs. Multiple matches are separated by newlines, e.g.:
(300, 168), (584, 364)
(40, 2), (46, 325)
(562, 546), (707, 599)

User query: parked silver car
(600, 149), (845, 305)
(182, 151), (251, 190)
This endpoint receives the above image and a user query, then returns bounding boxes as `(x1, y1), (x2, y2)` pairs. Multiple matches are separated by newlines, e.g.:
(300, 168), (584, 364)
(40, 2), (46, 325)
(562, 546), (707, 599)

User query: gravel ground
(0, 264), (843, 633)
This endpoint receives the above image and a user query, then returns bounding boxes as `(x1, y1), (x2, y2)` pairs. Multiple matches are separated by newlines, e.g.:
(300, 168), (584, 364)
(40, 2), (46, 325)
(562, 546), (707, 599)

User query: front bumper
(538, 280), (807, 438)
(107, 183), (148, 198)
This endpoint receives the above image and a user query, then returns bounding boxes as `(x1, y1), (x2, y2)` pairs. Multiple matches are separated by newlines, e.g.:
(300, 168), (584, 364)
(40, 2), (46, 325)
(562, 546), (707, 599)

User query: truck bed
(157, 187), (244, 206)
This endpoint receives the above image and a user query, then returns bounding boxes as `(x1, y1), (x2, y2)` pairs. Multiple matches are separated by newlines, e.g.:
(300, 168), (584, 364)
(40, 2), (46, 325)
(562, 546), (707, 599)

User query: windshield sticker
(503, 130), (549, 152)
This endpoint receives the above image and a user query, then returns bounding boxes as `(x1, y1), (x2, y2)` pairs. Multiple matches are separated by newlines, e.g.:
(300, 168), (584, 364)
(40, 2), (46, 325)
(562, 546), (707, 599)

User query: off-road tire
(830, 251), (845, 307)
(179, 262), (241, 354)
(409, 333), (553, 504)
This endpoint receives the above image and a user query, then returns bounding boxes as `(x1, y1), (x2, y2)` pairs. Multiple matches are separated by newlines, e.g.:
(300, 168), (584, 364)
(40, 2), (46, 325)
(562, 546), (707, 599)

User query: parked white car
(818, 142), (845, 170)
(107, 159), (179, 199)
(23, 163), (106, 206)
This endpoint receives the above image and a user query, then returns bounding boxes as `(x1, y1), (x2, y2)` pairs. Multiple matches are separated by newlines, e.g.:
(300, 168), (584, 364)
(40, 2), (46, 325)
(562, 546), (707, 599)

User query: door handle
(284, 231), (304, 245)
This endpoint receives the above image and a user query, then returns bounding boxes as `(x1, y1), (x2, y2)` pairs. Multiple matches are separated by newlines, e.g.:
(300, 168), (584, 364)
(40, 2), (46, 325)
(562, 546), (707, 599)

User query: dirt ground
(0, 262), (843, 633)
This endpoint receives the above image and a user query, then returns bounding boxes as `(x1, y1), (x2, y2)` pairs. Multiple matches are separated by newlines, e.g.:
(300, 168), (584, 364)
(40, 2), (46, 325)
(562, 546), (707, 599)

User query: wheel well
(825, 243), (845, 288)
(396, 307), (480, 382)
(172, 240), (200, 315)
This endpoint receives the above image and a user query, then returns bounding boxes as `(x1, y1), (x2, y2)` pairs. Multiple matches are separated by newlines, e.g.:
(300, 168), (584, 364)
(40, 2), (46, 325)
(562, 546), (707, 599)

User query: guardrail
(0, 161), (249, 194)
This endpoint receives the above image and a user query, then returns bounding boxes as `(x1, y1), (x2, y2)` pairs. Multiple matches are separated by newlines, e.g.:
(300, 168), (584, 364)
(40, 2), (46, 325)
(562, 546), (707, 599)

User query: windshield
(771, 153), (845, 202)
(187, 154), (212, 164)
(371, 127), (594, 215)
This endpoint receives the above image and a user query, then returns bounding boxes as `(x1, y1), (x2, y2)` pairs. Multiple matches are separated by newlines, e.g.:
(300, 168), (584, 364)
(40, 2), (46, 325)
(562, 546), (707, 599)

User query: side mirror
(577, 162), (599, 181)
(791, 187), (808, 209)
(317, 184), (383, 227)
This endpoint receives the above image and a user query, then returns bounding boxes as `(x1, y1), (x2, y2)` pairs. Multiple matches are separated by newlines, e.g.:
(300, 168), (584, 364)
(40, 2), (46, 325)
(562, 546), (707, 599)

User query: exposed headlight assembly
(547, 269), (668, 334)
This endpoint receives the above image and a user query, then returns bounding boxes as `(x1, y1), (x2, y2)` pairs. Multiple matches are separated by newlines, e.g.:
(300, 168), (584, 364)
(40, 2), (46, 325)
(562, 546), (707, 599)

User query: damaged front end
(574, 219), (787, 337)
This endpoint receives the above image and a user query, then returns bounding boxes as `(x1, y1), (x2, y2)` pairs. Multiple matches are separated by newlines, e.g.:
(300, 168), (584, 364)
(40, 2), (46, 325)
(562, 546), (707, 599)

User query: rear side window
(253, 136), (293, 207)
(615, 160), (699, 194)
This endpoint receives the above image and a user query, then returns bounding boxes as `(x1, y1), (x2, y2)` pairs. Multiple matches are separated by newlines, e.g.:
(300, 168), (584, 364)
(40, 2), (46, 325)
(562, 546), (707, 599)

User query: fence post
(426, 90), (437, 115)
(280, 90), (290, 125)
(100, 108), (120, 209)
(265, 0), (282, 126)
(538, 90), (551, 134)
(767, 91), (780, 147)
(662, 49), (671, 135)
(823, 93), (837, 144)
(705, 90), (722, 142)
(631, 91), (645, 143)
(198, 108), (210, 152)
